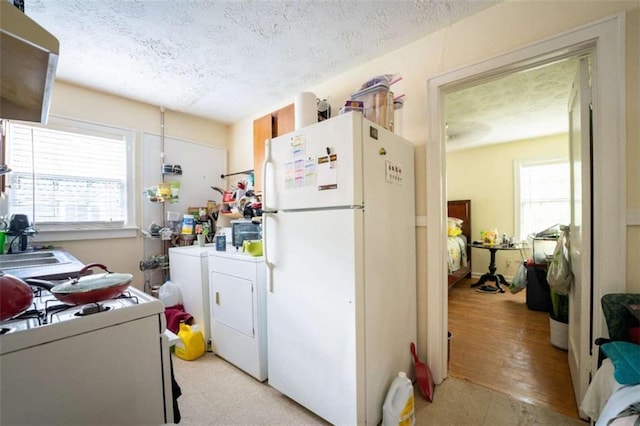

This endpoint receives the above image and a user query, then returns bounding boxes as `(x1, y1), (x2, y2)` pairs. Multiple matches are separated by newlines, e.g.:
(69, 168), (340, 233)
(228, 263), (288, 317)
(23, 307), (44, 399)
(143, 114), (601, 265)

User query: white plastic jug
(382, 371), (415, 426)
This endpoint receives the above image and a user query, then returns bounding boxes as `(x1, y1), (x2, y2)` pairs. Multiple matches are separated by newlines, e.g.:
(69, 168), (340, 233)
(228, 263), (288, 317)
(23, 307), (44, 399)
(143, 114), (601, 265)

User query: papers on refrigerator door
(283, 154), (338, 191)
(317, 154), (338, 191)
(281, 134), (337, 191)
(290, 134), (306, 158)
(285, 159), (316, 189)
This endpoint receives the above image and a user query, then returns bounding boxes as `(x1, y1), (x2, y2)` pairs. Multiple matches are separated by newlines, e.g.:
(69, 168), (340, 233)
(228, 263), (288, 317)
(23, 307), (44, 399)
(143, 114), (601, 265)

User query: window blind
(518, 161), (570, 240)
(7, 123), (127, 226)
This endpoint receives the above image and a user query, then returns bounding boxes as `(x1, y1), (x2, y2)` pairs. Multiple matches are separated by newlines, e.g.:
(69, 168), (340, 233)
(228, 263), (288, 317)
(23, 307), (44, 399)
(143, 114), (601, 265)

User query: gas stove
(0, 285), (165, 355)
(0, 284), (173, 425)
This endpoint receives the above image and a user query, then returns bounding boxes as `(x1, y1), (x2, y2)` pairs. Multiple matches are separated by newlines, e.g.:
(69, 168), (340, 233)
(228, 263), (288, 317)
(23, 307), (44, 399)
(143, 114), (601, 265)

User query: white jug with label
(382, 371), (415, 426)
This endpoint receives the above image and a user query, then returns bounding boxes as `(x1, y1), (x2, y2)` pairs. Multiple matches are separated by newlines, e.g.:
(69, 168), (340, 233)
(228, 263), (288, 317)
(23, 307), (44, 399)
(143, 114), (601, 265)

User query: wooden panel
(252, 113), (274, 194)
(252, 103), (295, 193)
(447, 199), (471, 241)
(447, 199), (472, 287)
(273, 104), (295, 136)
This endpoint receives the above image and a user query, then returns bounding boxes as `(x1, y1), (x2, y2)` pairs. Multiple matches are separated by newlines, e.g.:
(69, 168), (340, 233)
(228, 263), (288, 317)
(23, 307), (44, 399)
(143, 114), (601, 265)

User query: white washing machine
(168, 245), (216, 348)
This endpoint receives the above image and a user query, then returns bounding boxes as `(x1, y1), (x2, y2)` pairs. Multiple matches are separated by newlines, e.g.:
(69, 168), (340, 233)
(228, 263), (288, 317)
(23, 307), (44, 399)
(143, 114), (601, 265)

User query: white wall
(13, 1), (637, 320)
(40, 82), (229, 288)
(447, 134), (569, 278)
(228, 1), (640, 350)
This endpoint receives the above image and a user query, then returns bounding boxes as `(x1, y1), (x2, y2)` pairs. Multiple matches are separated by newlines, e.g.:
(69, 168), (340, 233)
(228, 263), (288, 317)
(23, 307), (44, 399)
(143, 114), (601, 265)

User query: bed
(581, 358), (640, 425)
(447, 199), (472, 288)
(580, 294), (640, 425)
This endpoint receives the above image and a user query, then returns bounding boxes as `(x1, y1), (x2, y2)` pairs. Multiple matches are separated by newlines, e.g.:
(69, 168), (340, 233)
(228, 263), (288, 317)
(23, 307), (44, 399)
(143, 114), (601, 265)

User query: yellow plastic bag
(175, 322), (205, 361)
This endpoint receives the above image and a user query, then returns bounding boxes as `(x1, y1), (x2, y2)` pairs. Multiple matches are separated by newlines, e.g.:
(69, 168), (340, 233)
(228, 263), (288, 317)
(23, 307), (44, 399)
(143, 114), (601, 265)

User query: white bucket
(294, 91), (317, 130)
(549, 317), (568, 350)
(382, 371), (415, 426)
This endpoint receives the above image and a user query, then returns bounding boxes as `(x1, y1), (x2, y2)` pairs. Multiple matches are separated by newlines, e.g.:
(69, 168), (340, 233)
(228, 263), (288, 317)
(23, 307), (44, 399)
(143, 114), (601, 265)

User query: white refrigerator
(263, 112), (416, 425)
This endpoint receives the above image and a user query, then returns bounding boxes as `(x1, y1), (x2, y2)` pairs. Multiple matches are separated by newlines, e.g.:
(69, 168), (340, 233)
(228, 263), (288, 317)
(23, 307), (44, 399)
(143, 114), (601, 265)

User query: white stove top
(0, 286), (165, 355)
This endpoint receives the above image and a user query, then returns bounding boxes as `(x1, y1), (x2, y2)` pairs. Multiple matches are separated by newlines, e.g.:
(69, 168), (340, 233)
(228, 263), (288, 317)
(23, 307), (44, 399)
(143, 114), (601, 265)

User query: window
(5, 116), (136, 241)
(515, 158), (570, 241)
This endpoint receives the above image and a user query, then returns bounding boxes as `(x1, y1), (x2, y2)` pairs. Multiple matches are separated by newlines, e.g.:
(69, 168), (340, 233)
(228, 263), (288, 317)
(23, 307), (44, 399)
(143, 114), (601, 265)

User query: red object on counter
(0, 273), (34, 320)
(25, 263), (131, 306)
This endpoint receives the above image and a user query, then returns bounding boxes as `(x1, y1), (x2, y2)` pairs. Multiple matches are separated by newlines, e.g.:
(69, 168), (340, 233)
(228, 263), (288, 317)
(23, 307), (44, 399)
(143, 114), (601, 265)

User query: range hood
(1, 0), (59, 124)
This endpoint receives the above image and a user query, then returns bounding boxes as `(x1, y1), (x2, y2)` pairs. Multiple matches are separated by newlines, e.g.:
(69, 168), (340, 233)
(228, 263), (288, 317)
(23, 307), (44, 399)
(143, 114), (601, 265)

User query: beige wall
(42, 82), (229, 289)
(16, 2), (638, 297)
(447, 134), (569, 278)
(228, 0), (640, 346)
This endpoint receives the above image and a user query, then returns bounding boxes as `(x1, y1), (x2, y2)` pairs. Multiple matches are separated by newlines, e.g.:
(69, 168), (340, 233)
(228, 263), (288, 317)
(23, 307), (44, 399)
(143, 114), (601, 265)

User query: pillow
(601, 341), (640, 385)
(447, 217), (463, 227)
(448, 227), (462, 237)
(447, 217), (463, 237)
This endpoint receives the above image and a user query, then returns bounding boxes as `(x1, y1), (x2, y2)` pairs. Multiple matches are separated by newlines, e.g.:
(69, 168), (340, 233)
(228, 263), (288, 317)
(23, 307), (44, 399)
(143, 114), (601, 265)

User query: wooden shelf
(220, 212), (244, 219)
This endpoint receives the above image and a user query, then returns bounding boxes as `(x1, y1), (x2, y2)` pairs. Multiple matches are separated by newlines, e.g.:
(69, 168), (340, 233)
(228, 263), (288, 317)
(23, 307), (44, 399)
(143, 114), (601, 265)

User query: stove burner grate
(115, 291), (139, 304)
(44, 300), (74, 324)
(75, 303), (111, 317)
(10, 308), (44, 326)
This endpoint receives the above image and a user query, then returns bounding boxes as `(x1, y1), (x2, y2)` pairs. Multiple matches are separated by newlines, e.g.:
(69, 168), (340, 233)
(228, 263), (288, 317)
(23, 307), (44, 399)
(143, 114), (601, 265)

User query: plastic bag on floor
(509, 261), (527, 294)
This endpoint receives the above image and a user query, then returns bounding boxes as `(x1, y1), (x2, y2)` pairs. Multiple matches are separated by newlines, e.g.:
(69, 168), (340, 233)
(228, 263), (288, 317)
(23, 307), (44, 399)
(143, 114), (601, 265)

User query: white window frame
(5, 115), (137, 241)
(513, 156), (570, 242)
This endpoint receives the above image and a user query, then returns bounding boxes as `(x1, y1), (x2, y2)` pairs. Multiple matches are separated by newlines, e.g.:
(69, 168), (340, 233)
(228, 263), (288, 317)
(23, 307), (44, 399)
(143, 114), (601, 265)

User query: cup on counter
(215, 235), (226, 251)
(242, 240), (263, 257)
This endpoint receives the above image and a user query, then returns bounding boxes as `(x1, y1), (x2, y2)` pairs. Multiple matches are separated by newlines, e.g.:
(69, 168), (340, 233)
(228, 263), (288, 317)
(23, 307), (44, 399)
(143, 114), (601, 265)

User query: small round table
(470, 243), (521, 293)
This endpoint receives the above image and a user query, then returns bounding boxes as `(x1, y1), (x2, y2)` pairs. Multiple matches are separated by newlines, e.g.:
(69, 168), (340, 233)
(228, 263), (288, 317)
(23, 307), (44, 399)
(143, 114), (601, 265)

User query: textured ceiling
(19, 0), (573, 149)
(22, 0), (498, 124)
(445, 57), (579, 150)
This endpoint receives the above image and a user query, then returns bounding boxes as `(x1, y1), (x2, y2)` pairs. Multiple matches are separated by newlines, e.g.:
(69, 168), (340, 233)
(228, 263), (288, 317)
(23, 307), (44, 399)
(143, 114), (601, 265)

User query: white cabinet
(208, 250), (267, 381)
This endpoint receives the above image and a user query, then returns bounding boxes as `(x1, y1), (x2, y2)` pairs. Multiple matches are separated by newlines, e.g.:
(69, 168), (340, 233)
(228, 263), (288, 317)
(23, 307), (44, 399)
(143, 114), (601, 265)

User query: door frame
(425, 13), (627, 384)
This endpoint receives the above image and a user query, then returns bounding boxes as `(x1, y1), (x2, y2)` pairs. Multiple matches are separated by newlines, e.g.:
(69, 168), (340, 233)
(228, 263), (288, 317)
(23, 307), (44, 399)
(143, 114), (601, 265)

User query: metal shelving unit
(140, 107), (182, 295)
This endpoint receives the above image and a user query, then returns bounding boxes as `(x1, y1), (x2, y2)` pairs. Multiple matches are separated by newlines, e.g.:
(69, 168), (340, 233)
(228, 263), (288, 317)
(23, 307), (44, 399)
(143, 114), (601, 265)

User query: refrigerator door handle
(262, 137), (276, 292)
(263, 212), (275, 292)
(262, 138), (276, 214)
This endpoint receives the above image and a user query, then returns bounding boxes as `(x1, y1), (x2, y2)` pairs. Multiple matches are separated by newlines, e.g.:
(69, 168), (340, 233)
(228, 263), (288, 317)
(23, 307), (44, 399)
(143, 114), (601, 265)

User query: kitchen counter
(0, 249), (86, 280)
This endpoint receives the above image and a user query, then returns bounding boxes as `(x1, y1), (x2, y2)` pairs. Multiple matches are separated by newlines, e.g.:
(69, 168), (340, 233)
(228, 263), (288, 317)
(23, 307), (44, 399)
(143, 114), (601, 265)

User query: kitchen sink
(0, 250), (71, 270)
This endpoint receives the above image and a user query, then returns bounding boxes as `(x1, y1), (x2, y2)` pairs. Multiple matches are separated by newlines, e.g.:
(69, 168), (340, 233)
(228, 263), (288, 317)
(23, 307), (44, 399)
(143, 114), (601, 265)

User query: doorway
(425, 12), (626, 408)
(443, 57), (578, 416)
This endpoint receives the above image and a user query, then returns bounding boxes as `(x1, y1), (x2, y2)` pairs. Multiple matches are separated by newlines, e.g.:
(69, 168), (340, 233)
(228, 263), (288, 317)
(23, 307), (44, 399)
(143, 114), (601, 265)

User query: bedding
(581, 347), (640, 425)
(601, 341), (640, 385)
(594, 384), (640, 426)
(447, 234), (468, 274)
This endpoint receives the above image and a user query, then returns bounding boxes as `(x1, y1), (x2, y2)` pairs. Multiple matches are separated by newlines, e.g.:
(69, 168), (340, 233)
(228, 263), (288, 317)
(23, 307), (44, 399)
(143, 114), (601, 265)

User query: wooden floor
(448, 278), (581, 420)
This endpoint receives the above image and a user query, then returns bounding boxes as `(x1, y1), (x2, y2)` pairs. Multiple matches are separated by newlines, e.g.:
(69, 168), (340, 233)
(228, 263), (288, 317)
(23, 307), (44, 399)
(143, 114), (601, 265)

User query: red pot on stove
(26, 263), (132, 306)
(0, 273), (34, 321)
